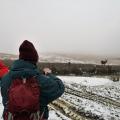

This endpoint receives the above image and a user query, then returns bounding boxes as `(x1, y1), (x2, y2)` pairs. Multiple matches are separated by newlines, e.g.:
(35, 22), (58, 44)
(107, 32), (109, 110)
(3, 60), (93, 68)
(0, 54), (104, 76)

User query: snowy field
(0, 76), (120, 120)
(58, 76), (120, 120)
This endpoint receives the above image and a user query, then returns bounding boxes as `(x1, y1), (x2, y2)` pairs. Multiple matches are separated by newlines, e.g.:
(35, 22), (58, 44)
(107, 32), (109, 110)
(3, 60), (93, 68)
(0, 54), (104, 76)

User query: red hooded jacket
(0, 60), (9, 78)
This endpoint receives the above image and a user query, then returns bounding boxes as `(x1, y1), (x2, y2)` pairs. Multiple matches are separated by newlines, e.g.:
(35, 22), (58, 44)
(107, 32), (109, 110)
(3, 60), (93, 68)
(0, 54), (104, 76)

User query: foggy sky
(0, 0), (120, 57)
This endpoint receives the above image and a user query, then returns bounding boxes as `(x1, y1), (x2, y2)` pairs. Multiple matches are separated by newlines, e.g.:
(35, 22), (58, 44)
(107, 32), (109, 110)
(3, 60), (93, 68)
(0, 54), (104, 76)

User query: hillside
(0, 52), (120, 65)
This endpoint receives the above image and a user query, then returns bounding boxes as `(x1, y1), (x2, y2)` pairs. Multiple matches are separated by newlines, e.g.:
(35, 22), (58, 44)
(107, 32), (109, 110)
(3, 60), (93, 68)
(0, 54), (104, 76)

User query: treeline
(3, 59), (120, 76)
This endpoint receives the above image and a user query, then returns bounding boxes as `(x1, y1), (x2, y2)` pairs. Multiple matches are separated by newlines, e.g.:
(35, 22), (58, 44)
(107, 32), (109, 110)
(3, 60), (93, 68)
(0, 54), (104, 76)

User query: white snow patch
(58, 76), (112, 86)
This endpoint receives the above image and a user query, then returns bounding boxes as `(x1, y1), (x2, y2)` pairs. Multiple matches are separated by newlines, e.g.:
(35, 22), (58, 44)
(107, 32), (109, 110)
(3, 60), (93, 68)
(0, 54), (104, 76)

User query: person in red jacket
(0, 60), (9, 79)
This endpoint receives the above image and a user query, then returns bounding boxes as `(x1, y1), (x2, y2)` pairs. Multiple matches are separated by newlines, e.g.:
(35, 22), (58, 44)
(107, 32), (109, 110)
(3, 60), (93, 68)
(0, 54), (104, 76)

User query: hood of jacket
(10, 59), (40, 79)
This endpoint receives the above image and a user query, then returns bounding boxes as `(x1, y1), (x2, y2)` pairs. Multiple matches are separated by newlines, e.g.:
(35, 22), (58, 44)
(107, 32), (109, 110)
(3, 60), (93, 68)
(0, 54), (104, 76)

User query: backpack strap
(7, 111), (42, 120)
(30, 109), (45, 120)
(40, 108), (45, 120)
(8, 112), (13, 120)
(30, 111), (40, 120)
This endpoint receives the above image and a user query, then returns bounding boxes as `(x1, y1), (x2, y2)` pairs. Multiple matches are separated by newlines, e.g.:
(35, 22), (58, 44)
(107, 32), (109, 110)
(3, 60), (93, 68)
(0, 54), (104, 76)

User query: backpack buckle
(23, 78), (26, 84)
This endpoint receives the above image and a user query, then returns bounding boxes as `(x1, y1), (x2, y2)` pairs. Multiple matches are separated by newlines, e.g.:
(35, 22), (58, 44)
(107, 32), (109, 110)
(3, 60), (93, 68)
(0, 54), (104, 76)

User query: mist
(0, 0), (120, 57)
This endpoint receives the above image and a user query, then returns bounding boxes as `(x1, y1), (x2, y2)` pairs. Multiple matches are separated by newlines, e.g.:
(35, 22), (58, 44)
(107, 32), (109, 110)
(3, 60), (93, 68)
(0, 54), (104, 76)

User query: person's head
(19, 40), (39, 65)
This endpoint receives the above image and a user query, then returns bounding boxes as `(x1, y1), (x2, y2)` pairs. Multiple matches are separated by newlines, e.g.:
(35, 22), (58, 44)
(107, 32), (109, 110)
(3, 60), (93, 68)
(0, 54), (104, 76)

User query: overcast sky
(0, 0), (120, 57)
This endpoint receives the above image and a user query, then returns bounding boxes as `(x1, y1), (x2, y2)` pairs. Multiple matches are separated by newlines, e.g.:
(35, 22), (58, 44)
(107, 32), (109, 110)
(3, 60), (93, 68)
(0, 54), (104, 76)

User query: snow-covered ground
(59, 76), (120, 102)
(0, 76), (120, 120)
(58, 76), (120, 120)
(0, 96), (4, 120)
(58, 76), (113, 86)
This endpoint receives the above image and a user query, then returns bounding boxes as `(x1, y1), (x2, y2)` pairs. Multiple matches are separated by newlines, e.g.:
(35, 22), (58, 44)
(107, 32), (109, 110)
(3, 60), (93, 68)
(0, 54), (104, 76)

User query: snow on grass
(58, 76), (113, 86)
(48, 106), (71, 120)
(59, 76), (120, 101)
(59, 76), (120, 119)
(0, 94), (3, 120)
(86, 81), (120, 101)
(62, 93), (120, 120)
(48, 110), (63, 120)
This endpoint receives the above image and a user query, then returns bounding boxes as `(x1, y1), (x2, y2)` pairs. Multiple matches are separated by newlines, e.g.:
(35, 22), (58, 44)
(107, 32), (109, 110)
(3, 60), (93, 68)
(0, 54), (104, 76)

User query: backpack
(6, 76), (43, 120)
